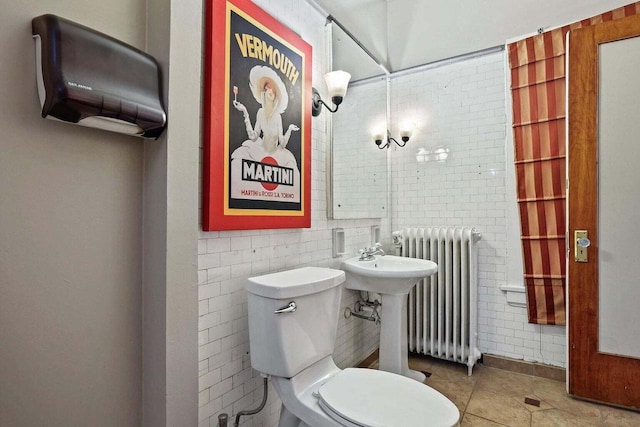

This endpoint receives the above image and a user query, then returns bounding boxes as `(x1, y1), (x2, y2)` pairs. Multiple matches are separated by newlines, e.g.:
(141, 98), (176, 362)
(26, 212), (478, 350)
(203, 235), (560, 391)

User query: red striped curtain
(508, 2), (640, 325)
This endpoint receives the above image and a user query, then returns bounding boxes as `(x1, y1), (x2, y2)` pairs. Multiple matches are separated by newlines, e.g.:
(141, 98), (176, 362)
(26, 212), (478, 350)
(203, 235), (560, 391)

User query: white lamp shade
(400, 128), (413, 140)
(372, 131), (385, 141)
(324, 70), (351, 98)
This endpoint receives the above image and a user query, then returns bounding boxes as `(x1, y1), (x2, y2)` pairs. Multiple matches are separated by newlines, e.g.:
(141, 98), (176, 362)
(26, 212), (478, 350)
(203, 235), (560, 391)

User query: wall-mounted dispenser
(32, 14), (167, 138)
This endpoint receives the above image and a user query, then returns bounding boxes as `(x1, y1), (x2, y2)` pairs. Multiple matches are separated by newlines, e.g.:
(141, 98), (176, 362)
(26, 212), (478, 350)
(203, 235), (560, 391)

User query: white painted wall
(0, 2), (147, 426)
(0, 1), (200, 425)
(144, 0), (200, 424)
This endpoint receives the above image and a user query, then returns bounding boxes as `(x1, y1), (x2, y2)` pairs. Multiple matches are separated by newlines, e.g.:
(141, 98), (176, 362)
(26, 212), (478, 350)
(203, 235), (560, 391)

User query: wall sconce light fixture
(311, 70), (351, 117)
(373, 128), (413, 149)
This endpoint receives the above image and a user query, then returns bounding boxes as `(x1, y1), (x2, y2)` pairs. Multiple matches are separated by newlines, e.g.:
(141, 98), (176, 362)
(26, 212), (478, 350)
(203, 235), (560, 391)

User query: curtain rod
(325, 15), (391, 76)
(350, 45), (505, 86)
(389, 45), (505, 79)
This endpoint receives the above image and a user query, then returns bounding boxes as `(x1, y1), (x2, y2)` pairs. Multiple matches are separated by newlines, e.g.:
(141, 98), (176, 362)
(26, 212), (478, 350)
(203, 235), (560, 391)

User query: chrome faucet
(358, 243), (385, 260)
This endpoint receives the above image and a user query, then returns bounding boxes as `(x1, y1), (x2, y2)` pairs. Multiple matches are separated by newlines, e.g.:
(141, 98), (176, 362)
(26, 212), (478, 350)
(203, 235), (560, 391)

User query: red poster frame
(203, 0), (312, 231)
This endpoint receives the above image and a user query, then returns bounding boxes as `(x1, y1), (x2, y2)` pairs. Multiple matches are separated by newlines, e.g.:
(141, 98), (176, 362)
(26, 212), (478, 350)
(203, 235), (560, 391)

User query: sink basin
(341, 255), (437, 295)
(341, 254), (438, 382)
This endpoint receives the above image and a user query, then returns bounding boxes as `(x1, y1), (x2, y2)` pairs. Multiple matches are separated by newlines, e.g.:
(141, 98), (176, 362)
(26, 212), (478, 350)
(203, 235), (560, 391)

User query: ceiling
(311, 0), (635, 81)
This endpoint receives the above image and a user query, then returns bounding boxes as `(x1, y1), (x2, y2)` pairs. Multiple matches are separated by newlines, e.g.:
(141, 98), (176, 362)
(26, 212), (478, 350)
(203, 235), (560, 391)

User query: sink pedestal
(341, 255), (437, 384)
(378, 292), (425, 383)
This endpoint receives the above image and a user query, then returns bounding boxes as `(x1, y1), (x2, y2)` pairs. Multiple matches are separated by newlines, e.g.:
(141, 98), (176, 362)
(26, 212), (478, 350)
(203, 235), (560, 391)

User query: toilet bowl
(247, 267), (460, 427)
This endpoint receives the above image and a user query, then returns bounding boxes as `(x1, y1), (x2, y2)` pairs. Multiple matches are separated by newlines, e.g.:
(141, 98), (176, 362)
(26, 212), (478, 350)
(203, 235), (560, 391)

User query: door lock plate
(575, 230), (590, 262)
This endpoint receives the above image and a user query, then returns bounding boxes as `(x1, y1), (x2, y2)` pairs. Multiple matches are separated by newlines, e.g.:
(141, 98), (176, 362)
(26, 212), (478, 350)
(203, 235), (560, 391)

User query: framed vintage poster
(203, 0), (312, 231)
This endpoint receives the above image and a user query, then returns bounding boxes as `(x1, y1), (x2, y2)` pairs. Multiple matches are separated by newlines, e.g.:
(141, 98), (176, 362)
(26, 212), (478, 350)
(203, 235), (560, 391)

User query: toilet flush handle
(274, 301), (297, 314)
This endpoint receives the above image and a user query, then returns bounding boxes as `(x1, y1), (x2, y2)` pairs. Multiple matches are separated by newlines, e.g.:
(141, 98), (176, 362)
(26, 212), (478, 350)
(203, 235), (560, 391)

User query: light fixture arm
(375, 130), (409, 149)
(390, 135), (409, 147)
(312, 88), (343, 115)
(311, 71), (351, 117)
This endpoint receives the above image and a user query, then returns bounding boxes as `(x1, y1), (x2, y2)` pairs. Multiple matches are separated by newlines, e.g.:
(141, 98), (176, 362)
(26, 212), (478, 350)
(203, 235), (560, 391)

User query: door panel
(598, 36), (640, 360)
(568, 13), (640, 408)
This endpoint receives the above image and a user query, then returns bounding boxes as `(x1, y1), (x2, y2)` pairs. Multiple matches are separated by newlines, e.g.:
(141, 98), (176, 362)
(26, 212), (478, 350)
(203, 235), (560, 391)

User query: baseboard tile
(356, 349), (379, 368)
(483, 354), (565, 382)
(356, 349), (565, 383)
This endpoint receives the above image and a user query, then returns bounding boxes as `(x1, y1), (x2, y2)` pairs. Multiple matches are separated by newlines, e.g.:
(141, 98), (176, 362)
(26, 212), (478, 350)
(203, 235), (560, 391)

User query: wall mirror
(327, 19), (389, 219)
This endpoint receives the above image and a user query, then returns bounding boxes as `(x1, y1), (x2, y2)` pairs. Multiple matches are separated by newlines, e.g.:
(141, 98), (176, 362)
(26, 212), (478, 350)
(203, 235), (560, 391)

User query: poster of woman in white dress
(230, 65), (301, 204)
(227, 8), (304, 211)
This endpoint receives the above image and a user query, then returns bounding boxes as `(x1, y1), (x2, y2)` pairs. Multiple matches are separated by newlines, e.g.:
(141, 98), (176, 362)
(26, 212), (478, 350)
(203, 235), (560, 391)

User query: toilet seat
(317, 368), (459, 427)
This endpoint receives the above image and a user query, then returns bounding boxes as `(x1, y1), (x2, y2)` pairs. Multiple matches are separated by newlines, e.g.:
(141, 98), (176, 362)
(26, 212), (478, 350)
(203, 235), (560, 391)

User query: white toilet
(247, 266), (460, 427)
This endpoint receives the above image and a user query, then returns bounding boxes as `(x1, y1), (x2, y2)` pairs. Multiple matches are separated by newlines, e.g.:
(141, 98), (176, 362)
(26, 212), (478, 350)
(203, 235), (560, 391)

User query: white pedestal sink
(341, 255), (437, 382)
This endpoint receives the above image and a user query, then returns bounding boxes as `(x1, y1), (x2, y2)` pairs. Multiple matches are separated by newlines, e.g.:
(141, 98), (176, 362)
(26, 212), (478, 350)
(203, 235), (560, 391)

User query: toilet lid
(317, 368), (459, 427)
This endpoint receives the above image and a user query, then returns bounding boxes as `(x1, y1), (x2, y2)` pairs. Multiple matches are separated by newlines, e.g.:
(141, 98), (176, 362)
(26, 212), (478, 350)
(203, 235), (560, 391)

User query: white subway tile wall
(389, 51), (566, 368)
(197, 1), (383, 425)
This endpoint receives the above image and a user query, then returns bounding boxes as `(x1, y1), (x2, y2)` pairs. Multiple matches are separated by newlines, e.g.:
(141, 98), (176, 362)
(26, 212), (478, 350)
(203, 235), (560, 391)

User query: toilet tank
(246, 267), (345, 378)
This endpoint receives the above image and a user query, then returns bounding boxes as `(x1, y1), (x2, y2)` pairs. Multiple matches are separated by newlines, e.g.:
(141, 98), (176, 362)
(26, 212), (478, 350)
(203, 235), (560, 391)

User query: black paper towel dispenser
(32, 14), (167, 138)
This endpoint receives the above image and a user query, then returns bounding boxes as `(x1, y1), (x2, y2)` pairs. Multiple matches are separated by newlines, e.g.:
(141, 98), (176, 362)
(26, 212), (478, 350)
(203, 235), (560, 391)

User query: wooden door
(567, 13), (640, 409)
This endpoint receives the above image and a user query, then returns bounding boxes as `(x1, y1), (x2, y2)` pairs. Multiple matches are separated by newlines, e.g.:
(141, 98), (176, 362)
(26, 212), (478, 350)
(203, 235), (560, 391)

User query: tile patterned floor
(365, 354), (640, 426)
